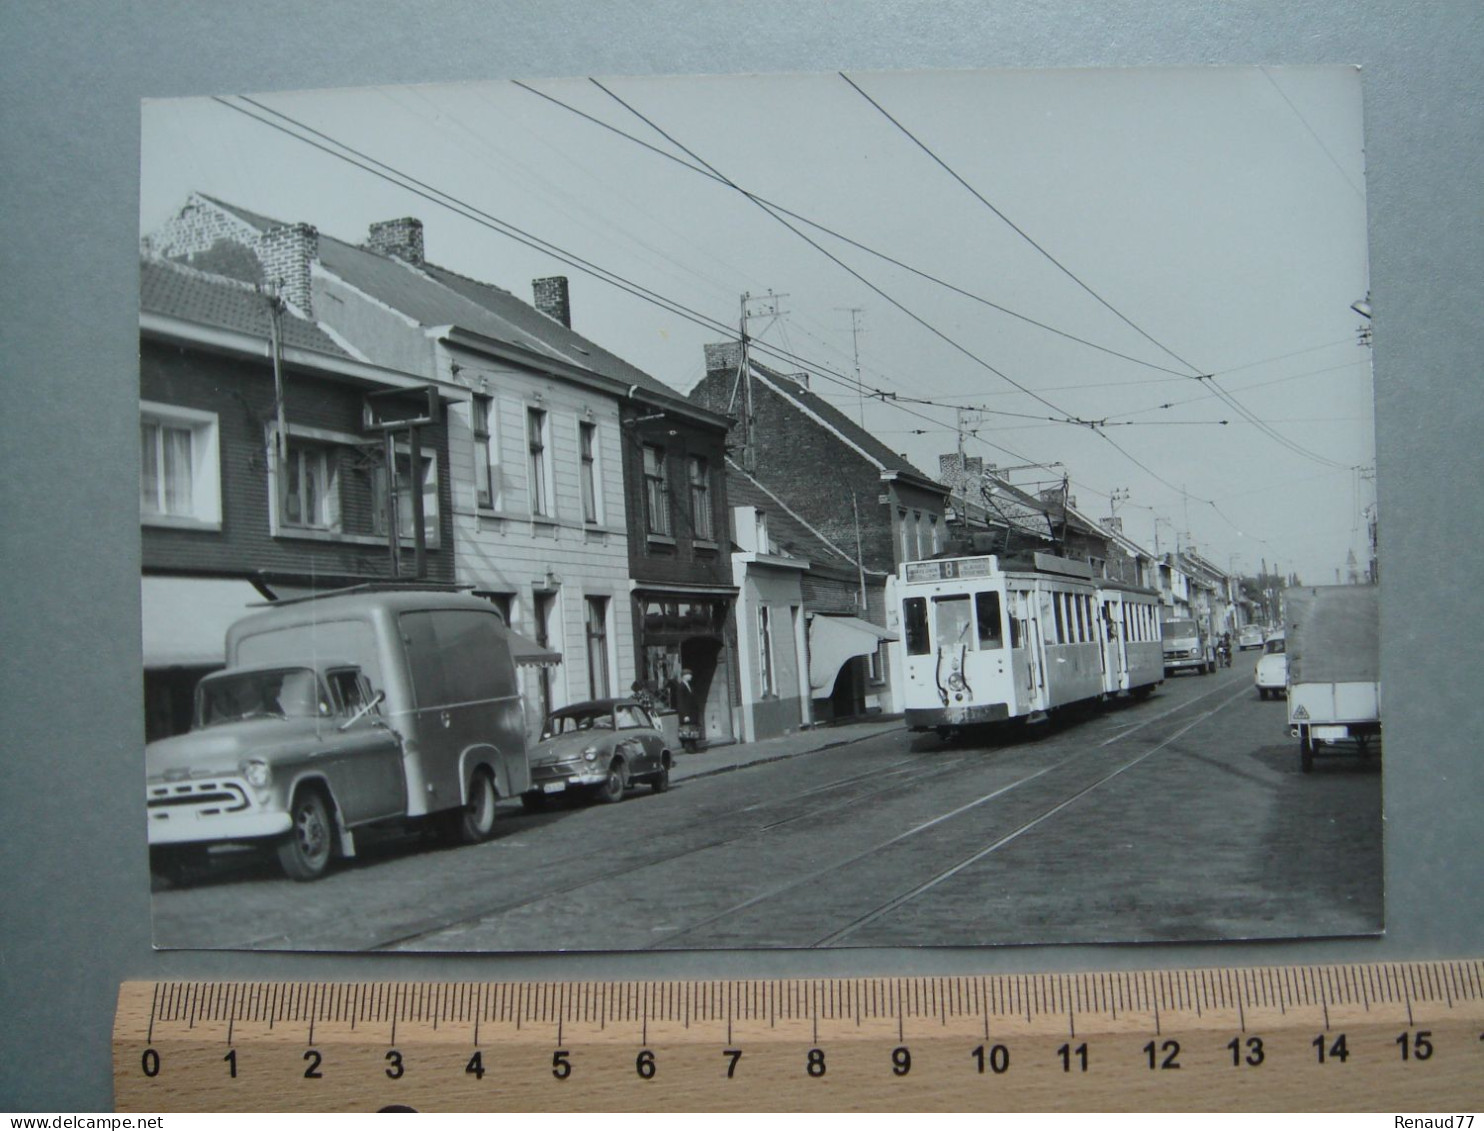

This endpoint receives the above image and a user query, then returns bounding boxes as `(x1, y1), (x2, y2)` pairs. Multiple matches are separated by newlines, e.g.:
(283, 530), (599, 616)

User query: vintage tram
(888, 551), (1164, 737)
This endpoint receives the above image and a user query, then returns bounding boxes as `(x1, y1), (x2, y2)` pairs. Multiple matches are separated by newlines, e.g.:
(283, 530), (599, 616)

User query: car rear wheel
(650, 761), (671, 793)
(277, 789), (334, 881)
(598, 760), (626, 804)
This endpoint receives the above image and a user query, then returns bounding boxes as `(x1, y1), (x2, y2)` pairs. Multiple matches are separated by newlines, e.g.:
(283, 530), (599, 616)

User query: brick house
(146, 194), (737, 741)
(139, 255), (454, 739)
(690, 344), (948, 719)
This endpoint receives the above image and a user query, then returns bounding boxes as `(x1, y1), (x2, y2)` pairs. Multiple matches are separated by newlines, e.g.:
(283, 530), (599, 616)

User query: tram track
(646, 677), (1254, 949)
(191, 669), (1250, 952)
(364, 747), (985, 951)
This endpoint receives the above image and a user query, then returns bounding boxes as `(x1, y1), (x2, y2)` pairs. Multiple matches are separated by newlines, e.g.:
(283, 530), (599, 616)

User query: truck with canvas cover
(1285, 584), (1380, 772)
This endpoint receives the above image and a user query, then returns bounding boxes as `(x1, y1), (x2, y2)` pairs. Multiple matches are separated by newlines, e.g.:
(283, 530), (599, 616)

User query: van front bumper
(147, 805), (292, 846)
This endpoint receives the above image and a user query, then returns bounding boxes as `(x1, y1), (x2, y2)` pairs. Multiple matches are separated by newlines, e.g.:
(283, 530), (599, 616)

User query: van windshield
(1162, 620), (1198, 637)
(196, 667), (327, 727)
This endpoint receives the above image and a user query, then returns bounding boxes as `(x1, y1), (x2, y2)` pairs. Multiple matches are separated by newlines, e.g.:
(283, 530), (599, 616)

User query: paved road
(151, 664), (1382, 951)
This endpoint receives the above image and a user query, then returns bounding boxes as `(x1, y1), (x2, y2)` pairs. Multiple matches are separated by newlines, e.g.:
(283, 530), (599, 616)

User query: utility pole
(842, 306), (866, 427)
(738, 290), (788, 474)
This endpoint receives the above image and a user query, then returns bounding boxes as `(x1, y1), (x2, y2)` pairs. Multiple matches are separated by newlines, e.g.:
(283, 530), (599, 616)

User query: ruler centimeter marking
(115, 961), (1484, 1112)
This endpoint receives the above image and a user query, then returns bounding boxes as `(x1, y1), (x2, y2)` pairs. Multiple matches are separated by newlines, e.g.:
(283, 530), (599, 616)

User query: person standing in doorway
(671, 668), (701, 751)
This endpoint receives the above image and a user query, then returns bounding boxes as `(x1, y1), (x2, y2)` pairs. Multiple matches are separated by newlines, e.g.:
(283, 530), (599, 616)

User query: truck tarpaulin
(1284, 585), (1379, 685)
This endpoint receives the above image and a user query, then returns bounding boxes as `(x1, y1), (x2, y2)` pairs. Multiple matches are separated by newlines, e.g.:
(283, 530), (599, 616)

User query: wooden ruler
(114, 961), (1484, 1111)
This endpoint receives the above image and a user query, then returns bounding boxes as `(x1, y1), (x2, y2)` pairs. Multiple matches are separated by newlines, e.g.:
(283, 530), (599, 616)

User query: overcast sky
(141, 65), (1374, 585)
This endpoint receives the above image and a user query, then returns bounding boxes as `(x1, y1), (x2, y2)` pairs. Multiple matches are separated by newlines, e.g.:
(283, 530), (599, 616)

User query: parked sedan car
(1238, 625), (1266, 651)
(524, 699), (672, 808)
(1255, 633), (1288, 699)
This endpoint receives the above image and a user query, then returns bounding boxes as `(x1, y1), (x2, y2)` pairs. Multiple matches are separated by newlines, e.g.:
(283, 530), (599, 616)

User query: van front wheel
(454, 768), (499, 844)
(277, 789), (334, 881)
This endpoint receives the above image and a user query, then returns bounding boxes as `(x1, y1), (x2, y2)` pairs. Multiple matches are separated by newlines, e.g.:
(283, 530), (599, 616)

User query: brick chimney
(532, 276), (571, 328)
(367, 218), (424, 265)
(256, 223), (318, 315)
(703, 340), (743, 380)
(938, 453), (984, 493)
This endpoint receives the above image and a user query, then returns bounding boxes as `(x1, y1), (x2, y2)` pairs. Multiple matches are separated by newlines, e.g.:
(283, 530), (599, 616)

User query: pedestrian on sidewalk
(670, 669), (701, 751)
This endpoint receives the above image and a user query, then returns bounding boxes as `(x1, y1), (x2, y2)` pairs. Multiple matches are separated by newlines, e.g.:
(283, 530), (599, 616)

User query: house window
(930, 514), (943, 555)
(478, 591), (515, 626)
(643, 444), (670, 536)
(867, 642), (883, 683)
(898, 509), (910, 563)
(533, 591), (557, 720)
(689, 455), (713, 540)
(527, 406), (550, 517)
(585, 596), (610, 699)
(758, 606), (775, 697)
(579, 420), (599, 524)
(139, 402), (220, 527)
(372, 445), (439, 541)
(282, 440), (337, 530)
(473, 393), (499, 510)
(755, 511), (771, 554)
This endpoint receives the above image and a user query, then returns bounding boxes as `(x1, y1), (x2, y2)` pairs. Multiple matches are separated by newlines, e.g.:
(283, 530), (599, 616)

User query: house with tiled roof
(138, 254), (456, 739)
(690, 343), (949, 719)
(146, 193), (739, 743)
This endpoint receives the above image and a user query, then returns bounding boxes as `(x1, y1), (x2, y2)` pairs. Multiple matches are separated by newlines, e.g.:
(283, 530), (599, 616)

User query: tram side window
(903, 597), (930, 656)
(1052, 594), (1065, 644)
(975, 591), (1003, 650)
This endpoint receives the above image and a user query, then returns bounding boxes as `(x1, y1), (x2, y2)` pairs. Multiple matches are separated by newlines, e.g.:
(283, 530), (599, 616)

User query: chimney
(367, 218), (424, 265)
(938, 453), (985, 492)
(938, 453), (965, 488)
(532, 276), (571, 328)
(256, 223), (318, 315)
(704, 340), (743, 380)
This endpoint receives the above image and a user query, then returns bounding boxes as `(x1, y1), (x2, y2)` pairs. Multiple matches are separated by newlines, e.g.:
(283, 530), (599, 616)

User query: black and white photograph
(138, 65), (1381, 952)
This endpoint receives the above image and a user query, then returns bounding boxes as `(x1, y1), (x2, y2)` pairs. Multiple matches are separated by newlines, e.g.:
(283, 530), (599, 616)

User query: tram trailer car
(889, 552), (1163, 737)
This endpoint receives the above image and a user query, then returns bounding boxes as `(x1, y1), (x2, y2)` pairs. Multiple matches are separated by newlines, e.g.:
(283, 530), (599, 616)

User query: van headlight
(582, 746), (599, 762)
(241, 758), (272, 788)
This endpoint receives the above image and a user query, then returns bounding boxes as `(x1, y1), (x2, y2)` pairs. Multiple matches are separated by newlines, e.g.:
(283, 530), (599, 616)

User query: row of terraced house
(139, 194), (1246, 749)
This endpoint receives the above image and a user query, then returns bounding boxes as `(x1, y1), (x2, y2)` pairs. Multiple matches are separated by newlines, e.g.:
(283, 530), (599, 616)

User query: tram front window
(934, 595), (973, 648)
(975, 592), (1004, 649)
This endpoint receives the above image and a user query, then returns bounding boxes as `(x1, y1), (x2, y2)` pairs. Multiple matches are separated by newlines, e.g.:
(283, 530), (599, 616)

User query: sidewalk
(671, 715), (907, 783)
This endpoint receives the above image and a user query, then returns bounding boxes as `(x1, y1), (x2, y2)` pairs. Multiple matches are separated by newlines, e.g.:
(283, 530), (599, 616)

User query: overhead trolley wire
(587, 78), (1095, 425)
(840, 71), (1207, 377)
(840, 71), (1361, 475)
(216, 92), (1268, 537)
(221, 95), (907, 414)
(581, 79), (1246, 506)
(220, 91), (1062, 480)
(511, 79), (1191, 380)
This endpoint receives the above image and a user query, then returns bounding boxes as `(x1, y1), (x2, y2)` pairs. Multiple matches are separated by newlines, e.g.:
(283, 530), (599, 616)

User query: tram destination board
(114, 961), (1484, 1111)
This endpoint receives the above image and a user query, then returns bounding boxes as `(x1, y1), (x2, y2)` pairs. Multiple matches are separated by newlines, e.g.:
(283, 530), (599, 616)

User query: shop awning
(140, 576), (267, 668)
(807, 614), (897, 693)
(507, 628), (562, 668)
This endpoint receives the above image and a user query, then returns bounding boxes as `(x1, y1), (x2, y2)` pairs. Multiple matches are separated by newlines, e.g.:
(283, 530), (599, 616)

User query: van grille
(148, 779), (250, 817)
